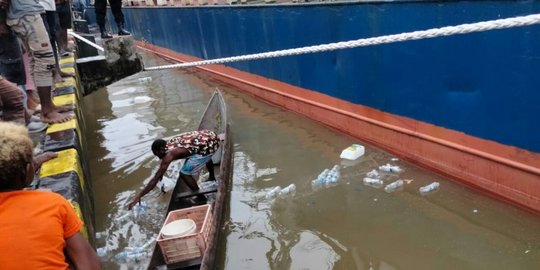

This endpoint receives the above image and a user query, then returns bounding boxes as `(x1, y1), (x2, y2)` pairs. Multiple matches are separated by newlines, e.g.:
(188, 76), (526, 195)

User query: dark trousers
(41, 12), (59, 68)
(94, 0), (124, 26)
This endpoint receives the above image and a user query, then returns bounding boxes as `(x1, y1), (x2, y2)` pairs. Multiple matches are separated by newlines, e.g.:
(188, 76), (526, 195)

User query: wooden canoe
(147, 89), (232, 270)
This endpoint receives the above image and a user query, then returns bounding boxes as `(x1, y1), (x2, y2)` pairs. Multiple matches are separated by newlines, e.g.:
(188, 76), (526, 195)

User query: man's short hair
(151, 139), (167, 154)
(0, 122), (33, 190)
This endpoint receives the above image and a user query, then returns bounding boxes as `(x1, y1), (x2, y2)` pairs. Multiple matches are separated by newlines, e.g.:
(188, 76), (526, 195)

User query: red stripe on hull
(137, 41), (540, 214)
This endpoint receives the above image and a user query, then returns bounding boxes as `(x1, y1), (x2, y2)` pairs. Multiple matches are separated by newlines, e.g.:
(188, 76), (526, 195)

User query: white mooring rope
(144, 13), (540, 71)
(68, 30), (105, 52)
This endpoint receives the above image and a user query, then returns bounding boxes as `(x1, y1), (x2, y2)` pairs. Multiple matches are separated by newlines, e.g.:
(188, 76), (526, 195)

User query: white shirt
(39, 0), (56, 11)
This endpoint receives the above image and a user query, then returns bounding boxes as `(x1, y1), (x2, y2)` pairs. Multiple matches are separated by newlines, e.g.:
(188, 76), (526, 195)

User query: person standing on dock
(0, 0), (73, 123)
(0, 122), (101, 270)
(94, 0), (130, 39)
(128, 130), (220, 210)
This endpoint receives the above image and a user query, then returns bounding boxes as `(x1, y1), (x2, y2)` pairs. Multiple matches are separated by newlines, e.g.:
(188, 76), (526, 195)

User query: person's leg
(0, 77), (26, 125)
(179, 154), (214, 201)
(94, 0), (112, 38)
(56, 3), (71, 54)
(109, 0), (129, 35)
(9, 15), (72, 124)
(44, 11), (71, 80)
(205, 160), (216, 181)
(42, 12), (63, 82)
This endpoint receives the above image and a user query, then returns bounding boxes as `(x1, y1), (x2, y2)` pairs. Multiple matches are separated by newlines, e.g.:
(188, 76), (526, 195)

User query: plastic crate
(157, 204), (213, 264)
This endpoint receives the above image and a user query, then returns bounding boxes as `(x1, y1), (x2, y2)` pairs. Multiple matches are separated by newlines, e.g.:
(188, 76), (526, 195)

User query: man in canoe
(128, 129), (220, 210)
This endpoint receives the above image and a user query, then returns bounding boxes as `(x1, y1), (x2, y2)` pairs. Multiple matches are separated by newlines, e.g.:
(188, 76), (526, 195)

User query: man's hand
(127, 198), (140, 210)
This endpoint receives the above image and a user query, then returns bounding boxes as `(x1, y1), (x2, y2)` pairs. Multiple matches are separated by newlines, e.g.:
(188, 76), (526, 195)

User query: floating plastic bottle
(279, 184), (296, 197)
(363, 177), (384, 188)
(419, 182), (440, 195)
(311, 178), (326, 191)
(117, 212), (132, 222)
(318, 169), (330, 182)
(312, 169), (329, 191)
(95, 231), (107, 240)
(124, 239), (154, 253)
(265, 186), (282, 199)
(132, 201), (149, 218)
(114, 250), (148, 261)
(384, 179), (404, 193)
(366, 169), (379, 178)
(379, 164), (402, 173)
(325, 165), (341, 187)
(97, 247), (109, 258)
(138, 77), (152, 83)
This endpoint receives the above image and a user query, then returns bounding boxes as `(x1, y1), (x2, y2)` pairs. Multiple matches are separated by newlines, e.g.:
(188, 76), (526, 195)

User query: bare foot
(41, 111), (73, 124)
(54, 104), (75, 113)
(33, 152), (58, 170)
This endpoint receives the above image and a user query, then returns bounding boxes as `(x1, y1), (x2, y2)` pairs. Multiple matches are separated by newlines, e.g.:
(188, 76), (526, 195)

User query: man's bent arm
(128, 156), (173, 209)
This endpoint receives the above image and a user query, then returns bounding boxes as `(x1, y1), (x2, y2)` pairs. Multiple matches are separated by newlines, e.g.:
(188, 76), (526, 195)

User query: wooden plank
(174, 186), (218, 200)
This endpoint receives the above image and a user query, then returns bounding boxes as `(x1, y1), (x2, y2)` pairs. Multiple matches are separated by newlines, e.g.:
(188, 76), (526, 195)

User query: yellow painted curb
(46, 118), (83, 142)
(53, 93), (77, 107)
(55, 77), (77, 89)
(60, 57), (75, 65)
(39, 148), (85, 192)
(61, 67), (76, 75)
(69, 200), (89, 240)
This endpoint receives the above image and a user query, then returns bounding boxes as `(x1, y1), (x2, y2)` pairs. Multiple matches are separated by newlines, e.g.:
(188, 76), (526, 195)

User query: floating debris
(138, 77), (152, 83)
(340, 144), (365, 160)
(379, 163), (402, 173)
(384, 179), (404, 193)
(363, 177), (384, 188)
(366, 169), (379, 178)
(419, 182), (440, 195)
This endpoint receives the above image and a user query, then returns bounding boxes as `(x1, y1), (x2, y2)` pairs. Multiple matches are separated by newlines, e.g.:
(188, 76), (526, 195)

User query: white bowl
(161, 219), (197, 239)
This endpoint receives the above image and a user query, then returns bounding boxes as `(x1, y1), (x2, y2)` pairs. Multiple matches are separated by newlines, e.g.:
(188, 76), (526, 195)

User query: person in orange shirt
(0, 122), (101, 270)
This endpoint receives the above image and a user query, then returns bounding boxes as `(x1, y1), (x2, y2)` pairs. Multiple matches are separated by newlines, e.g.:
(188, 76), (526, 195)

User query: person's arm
(127, 148), (190, 209)
(65, 233), (101, 270)
(0, 0), (9, 35)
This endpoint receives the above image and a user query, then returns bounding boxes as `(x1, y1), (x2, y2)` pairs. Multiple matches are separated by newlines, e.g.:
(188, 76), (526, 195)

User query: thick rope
(145, 13), (540, 71)
(68, 30), (105, 52)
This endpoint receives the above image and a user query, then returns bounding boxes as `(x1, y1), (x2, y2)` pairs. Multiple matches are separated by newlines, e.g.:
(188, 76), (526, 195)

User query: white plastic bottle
(363, 177), (384, 188)
(384, 179), (404, 193)
(419, 182), (440, 195)
(114, 250), (148, 261)
(265, 186), (282, 199)
(312, 168), (330, 190)
(325, 166), (340, 186)
(97, 247), (109, 258)
(318, 169), (330, 182)
(138, 77), (152, 83)
(279, 184), (296, 197)
(311, 178), (325, 191)
(95, 231), (107, 240)
(366, 169), (379, 178)
(379, 164), (402, 173)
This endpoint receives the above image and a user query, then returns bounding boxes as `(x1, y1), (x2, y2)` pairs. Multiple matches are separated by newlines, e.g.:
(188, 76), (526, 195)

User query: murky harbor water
(83, 52), (540, 270)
